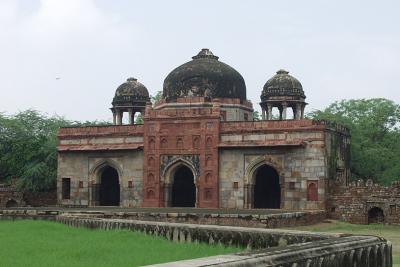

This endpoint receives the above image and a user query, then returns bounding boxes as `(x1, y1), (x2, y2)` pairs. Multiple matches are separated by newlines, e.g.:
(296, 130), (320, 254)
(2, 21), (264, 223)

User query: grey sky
(1, 0), (399, 122)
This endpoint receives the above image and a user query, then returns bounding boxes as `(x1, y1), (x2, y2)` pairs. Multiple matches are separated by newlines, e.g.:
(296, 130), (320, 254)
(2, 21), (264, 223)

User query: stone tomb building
(57, 49), (350, 210)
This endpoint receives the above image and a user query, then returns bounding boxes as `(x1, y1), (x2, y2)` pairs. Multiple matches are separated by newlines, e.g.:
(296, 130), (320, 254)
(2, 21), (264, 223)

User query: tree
(135, 113), (143, 124)
(309, 98), (400, 184)
(151, 91), (163, 106)
(253, 111), (261, 121)
(0, 110), (106, 192)
(0, 110), (72, 191)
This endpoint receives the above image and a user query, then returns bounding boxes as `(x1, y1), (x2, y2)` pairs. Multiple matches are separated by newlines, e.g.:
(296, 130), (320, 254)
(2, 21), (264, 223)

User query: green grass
(286, 220), (400, 267)
(0, 220), (241, 267)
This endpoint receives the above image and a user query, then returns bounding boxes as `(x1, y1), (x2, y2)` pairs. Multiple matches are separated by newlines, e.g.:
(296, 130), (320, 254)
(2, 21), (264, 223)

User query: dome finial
(127, 77), (138, 82)
(192, 48), (219, 60)
(277, 69), (289, 75)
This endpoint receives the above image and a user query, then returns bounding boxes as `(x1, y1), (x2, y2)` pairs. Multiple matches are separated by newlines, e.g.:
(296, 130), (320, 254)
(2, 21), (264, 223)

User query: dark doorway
(100, 166), (120, 206)
(253, 165), (281, 209)
(6, 199), (17, 208)
(171, 165), (196, 207)
(368, 207), (385, 224)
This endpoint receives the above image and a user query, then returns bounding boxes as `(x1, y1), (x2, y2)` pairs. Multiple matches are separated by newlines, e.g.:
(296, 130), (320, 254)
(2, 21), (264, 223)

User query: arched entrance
(99, 166), (120, 206)
(368, 207), (384, 224)
(171, 165), (196, 207)
(253, 165), (281, 209)
(5, 199), (18, 208)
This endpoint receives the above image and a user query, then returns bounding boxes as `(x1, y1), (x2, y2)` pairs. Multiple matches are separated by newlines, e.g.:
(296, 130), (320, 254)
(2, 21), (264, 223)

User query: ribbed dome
(261, 70), (305, 101)
(112, 77), (150, 106)
(163, 49), (246, 101)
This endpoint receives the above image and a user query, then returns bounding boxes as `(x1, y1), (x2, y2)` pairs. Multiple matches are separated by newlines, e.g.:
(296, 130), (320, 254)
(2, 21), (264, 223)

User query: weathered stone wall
(55, 216), (392, 267)
(324, 124), (351, 185)
(23, 191), (57, 207)
(218, 133), (328, 210)
(329, 179), (400, 224)
(0, 183), (24, 208)
(57, 119), (350, 211)
(0, 209), (58, 220)
(56, 215), (333, 248)
(57, 150), (144, 207)
(154, 96), (254, 122)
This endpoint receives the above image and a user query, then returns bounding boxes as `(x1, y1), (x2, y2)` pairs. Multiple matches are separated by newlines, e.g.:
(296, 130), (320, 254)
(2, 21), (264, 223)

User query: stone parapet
(154, 97), (253, 109)
(220, 119), (349, 135)
(57, 125), (144, 151)
(55, 216), (391, 267)
(58, 125), (144, 138)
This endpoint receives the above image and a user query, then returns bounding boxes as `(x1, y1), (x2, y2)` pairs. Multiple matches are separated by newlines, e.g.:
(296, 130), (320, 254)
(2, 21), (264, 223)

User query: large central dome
(163, 49), (246, 101)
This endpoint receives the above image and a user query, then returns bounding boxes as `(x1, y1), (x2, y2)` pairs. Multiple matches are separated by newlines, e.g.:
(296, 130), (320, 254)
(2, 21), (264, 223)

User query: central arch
(253, 164), (281, 209)
(99, 166), (120, 206)
(171, 165), (196, 207)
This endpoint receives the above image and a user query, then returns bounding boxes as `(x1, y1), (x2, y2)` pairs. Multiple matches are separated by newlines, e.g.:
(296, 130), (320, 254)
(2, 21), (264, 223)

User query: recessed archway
(5, 199), (18, 208)
(368, 207), (385, 224)
(171, 165), (196, 207)
(253, 164), (281, 209)
(99, 166), (120, 206)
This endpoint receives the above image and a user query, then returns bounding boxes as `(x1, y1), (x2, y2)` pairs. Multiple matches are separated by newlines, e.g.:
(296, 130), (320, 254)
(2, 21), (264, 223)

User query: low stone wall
(0, 209), (58, 220)
(0, 208), (326, 228)
(56, 215), (392, 267)
(329, 180), (400, 224)
(0, 186), (24, 208)
(57, 215), (333, 249)
(23, 191), (57, 207)
(0, 209), (392, 266)
(61, 210), (326, 229)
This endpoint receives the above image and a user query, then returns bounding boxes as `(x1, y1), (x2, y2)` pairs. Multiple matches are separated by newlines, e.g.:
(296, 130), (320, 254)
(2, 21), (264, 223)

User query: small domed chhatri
(111, 77), (150, 125)
(163, 48), (247, 101)
(260, 70), (307, 120)
(112, 77), (150, 104)
(261, 69), (305, 99)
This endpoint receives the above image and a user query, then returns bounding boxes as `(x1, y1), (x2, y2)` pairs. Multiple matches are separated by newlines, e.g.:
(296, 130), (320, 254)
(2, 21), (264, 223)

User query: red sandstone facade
(56, 49), (351, 211)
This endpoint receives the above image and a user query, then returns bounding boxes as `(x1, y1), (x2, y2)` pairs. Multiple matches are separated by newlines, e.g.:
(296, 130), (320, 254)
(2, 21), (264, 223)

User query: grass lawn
(286, 220), (400, 267)
(0, 220), (241, 267)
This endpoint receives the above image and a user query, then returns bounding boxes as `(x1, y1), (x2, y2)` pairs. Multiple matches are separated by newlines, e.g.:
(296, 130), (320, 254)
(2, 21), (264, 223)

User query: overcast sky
(1, 0), (399, 122)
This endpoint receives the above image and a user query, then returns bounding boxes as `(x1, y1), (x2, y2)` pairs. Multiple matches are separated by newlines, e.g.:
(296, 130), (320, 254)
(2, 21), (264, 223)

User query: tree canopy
(0, 110), (108, 192)
(309, 98), (400, 185)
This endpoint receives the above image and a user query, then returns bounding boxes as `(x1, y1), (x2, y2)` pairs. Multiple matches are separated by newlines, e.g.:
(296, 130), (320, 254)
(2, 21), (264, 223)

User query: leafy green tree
(309, 98), (400, 184)
(151, 91), (163, 106)
(135, 113), (143, 124)
(253, 111), (261, 121)
(0, 110), (71, 191)
(0, 110), (115, 192)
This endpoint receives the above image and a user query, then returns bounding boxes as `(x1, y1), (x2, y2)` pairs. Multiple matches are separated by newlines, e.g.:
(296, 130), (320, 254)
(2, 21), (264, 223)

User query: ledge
(57, 143), (143, 151)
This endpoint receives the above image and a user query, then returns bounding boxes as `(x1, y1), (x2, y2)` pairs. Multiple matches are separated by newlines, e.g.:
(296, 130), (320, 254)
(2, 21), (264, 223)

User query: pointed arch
(88, 159), (122, 206)
(161, 158), (198, 184)
(89, 159), (122, 184)
(244, 155), (284, 209)
(161, 159), (198, 207)
(245, 155), (283, 185)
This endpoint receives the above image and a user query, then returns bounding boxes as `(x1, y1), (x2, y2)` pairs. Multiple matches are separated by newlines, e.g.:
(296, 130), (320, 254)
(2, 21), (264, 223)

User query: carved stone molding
(160, 154), (200, 180)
